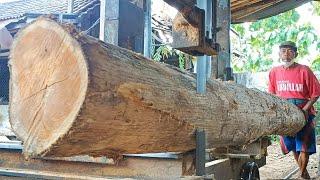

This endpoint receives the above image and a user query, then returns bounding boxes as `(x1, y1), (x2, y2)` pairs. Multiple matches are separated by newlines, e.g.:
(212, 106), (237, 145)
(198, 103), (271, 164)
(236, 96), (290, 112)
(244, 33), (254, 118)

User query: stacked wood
(9, 18), (305, 158)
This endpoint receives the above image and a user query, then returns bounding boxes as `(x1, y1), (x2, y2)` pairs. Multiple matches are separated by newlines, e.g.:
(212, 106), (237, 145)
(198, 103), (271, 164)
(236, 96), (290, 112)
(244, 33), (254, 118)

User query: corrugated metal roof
(163, 0), (313, 23)
(0, 0), (99, 21)
(231, 0), (312, 23)
(0, 0), (315, 23)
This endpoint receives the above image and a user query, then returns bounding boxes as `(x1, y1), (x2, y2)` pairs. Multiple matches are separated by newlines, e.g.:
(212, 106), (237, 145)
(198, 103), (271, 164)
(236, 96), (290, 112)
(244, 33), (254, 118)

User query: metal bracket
(171, 1), (219, 56)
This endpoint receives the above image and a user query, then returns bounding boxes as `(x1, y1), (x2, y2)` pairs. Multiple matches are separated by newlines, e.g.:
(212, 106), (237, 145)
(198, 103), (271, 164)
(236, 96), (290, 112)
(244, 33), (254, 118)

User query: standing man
(268, 41), (320, 179)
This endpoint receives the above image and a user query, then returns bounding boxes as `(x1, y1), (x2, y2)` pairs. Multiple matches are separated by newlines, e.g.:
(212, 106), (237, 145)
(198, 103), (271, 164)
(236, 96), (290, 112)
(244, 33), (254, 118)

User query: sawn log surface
(9, 18), (305, 158)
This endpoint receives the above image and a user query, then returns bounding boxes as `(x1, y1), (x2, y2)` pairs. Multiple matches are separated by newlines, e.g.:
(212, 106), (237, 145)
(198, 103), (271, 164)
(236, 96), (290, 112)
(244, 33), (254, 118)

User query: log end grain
(9, 18), (88, 156)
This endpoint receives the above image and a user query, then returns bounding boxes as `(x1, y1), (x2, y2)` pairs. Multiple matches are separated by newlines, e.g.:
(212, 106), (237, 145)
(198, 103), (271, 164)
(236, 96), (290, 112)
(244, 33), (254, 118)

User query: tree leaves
(232, 6), (320, 72)
(312, 1), (320, 16)
(311, 55), (320, 70)
(153, 45), (173, 61)
(152, 44), (190, 70)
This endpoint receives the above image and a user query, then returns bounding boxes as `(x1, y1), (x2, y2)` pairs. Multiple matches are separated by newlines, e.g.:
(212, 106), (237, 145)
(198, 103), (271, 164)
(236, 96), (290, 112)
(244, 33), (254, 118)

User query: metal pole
(99, 0), (107, 41)
(223, 0), (232, 81)
(143, 0), (152, 58)
(196, 0), (213, 93)
(206, 56), (212, 80)
(206, 0), (212, 80)
(196, 56), (207, 94)
(67, 0), (74, 14)
(196, 0), (207, 94)
(196, 129), (206, 176)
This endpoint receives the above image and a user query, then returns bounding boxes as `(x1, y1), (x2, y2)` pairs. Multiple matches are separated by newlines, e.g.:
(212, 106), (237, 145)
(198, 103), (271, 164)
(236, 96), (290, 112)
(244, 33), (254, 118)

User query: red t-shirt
(268, 63), (320, 114)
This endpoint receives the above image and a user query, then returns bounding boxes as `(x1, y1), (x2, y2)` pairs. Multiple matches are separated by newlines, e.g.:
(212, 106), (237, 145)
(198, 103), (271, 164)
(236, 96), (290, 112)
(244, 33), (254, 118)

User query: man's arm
(303, 67), (320, 113)
(302, 97), (319, 112)
(268, 69), (276, 94)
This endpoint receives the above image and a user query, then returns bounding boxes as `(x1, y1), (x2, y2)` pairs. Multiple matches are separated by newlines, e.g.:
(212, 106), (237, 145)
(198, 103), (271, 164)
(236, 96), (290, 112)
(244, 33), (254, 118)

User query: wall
(234, 72), (269, 91)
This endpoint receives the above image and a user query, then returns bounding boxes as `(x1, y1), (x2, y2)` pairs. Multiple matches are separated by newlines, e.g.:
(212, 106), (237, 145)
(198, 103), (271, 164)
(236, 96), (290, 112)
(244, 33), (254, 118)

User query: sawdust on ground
(259, 143), (319, 179)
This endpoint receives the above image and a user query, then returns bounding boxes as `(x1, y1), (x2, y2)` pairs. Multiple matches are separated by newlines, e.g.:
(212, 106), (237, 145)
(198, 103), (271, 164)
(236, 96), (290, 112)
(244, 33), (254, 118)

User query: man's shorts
(279, 99), (316, 155)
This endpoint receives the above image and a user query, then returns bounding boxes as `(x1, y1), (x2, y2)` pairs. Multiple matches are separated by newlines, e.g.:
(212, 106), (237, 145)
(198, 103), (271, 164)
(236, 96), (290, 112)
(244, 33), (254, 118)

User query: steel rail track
(283, 167), (299, 179)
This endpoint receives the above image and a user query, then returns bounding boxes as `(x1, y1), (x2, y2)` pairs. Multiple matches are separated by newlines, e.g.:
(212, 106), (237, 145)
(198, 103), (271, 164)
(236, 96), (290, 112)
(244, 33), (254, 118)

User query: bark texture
(9, 18), (305, 158)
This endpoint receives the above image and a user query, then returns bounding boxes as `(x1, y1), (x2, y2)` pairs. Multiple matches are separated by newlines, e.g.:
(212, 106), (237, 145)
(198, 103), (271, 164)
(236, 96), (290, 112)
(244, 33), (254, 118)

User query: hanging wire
(82, 18), (100, 35)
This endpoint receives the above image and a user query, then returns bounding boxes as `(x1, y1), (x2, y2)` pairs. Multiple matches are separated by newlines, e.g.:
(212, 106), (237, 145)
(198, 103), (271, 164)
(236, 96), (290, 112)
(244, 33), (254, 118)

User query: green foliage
(152, 45), (190, 70)
(313, 101), (320, 136)
(153, 45), (172, 61)
(312, 56), (320, 70)
(231, 8), (319, 73)
(312, 1), (320, 16)
(232, 24), (245, 37)
(269, 135), (280, 143)
(178, 53), (185, 69)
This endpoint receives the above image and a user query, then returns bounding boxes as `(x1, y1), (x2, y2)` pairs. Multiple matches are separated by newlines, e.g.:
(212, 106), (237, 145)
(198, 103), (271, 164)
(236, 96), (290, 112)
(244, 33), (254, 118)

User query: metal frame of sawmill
(0, 0), (269, 179)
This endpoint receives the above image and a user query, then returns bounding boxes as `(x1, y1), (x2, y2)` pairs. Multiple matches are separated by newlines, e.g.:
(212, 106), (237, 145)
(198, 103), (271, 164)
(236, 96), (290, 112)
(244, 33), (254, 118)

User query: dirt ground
(259, 143), (319, 179)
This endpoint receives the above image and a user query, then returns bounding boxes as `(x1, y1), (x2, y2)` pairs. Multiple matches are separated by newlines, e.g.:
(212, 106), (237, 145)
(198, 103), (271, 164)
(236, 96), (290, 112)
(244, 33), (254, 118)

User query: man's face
(279, 47), (296, 62)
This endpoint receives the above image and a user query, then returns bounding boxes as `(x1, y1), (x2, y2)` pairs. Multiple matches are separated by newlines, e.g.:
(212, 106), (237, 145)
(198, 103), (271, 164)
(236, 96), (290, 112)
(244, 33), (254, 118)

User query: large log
(9, 18), (305, 158)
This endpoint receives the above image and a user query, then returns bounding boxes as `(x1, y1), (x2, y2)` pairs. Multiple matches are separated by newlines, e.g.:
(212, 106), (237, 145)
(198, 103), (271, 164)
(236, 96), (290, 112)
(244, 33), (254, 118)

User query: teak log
(9, 18), (305, 158)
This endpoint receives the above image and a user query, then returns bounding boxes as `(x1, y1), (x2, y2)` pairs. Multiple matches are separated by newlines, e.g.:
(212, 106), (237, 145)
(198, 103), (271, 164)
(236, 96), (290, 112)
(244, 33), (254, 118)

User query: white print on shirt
(276, 80), (303, 92)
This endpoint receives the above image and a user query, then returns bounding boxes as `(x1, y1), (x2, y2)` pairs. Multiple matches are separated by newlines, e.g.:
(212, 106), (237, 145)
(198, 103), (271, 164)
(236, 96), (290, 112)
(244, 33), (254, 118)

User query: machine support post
(143, 0), (152, 58)
(197, 57), (207, 94)
(205, 0), (213, 80)
(196, 128), (206, 176)
(212, 0), (231, 80)
(196, 0), (213, 93)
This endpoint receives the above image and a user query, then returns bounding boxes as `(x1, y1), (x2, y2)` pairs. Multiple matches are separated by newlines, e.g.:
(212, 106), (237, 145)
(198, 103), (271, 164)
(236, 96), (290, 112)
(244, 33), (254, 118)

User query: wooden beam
(232, 0), (311, 23)
(232, 0), (285, 21)
(212, 0), (231, 80)
(0, 149), (195, 178)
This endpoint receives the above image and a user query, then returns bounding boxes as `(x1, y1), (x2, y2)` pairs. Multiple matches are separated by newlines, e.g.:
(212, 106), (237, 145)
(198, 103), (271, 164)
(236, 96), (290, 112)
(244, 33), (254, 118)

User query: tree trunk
(9, 17), (305, 158)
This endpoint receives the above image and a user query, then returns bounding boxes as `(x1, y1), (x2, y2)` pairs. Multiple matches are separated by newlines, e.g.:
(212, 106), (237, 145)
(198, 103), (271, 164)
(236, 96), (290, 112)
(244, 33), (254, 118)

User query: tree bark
(9, 18), (305, 158)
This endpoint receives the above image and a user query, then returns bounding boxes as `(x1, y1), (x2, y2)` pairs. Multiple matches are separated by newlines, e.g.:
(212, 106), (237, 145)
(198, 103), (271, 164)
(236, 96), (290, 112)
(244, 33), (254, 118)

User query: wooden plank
(233, 0), (311, 22)
(232, 0), (285, 21)
(0, 149), (195, 178)
(0, 168), (111, 180)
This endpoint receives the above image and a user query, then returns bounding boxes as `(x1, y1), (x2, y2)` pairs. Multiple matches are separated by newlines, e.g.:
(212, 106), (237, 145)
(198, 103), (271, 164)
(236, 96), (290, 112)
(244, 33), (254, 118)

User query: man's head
(279, 41), (298, 63)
